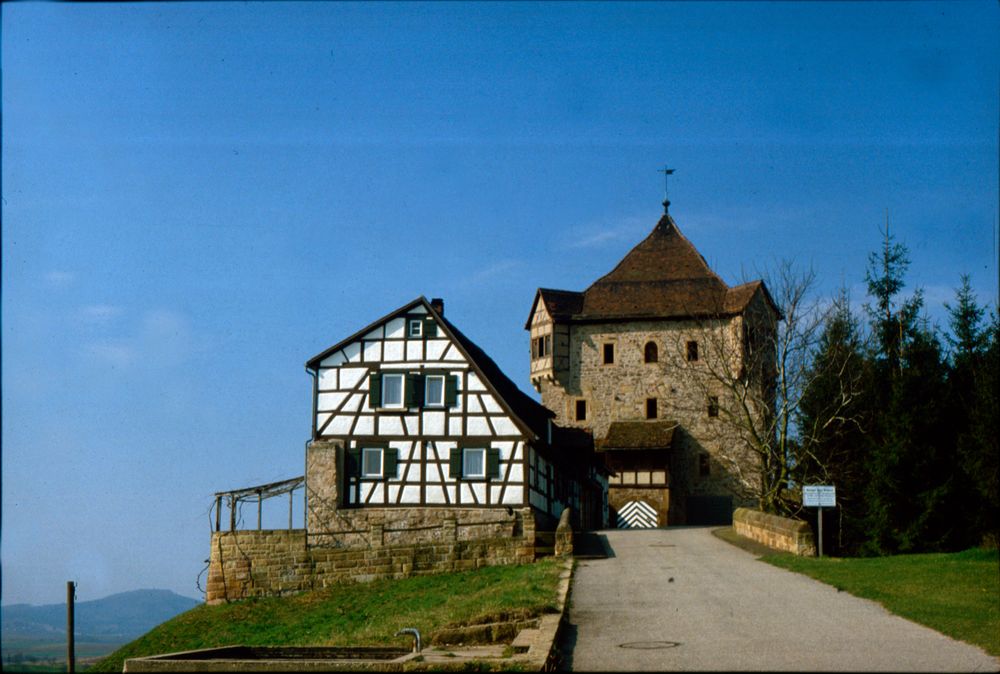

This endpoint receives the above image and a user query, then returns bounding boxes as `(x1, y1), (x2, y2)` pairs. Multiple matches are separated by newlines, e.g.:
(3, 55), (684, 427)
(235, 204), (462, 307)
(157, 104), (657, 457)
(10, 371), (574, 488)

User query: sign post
(802, 485), (836, 557)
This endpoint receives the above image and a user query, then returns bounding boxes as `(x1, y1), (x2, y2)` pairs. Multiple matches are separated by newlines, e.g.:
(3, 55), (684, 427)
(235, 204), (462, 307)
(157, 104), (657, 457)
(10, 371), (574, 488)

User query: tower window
(646, 398), (658, 419)
(575, 399), (587, 421)
(708, 396), (719, 418)
(687, 341), (699, 362)
(644, 341), (658, 363)
(603, 343), (615, 364)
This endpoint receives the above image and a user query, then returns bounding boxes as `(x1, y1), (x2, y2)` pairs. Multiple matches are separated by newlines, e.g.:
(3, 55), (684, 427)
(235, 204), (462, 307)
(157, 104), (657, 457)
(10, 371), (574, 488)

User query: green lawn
(761, 546), (1000, 656)
(91, 559), (563, 673)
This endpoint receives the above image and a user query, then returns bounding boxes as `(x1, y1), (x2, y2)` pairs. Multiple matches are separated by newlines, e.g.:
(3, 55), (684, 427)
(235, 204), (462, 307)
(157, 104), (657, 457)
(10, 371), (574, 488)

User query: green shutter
(425, 318), (438, 337)
(405, 373), (422, 408)
(487, 447), (501, 479)
(384, 447), (398, 479)
(368, 373), (381, 408)
(346, 448), (361, 476)
(444, 375), (459, 407)
(449, 447), (463, 479)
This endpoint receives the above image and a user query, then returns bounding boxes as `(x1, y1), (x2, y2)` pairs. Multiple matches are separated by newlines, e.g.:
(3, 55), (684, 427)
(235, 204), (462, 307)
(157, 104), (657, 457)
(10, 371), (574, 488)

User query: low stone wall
(732, 507), (816, 556)
(205, 507), (538, 604)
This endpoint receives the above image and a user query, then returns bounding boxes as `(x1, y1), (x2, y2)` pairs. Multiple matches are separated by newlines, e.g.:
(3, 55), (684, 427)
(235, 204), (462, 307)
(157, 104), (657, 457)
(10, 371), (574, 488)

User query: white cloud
(85, 342), (137, 369)
(81, 309), (193, 371)
(44, 270), (75, 286)
(567, 215), (648, 249)
(468, 259), (522, 283)
(79, 304), (123, 323)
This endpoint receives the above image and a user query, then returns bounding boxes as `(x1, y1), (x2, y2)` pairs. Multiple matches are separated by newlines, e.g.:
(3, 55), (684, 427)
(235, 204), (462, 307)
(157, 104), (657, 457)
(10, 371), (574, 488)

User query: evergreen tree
(945, 276), (990, 546)
(797, 291), (872, 554)
(860, 226), (960, 554)
(959, 312), (999, 546)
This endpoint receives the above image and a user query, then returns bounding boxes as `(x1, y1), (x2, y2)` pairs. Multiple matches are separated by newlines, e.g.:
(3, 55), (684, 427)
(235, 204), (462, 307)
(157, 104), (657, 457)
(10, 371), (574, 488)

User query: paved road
(560, 527), (999, 671)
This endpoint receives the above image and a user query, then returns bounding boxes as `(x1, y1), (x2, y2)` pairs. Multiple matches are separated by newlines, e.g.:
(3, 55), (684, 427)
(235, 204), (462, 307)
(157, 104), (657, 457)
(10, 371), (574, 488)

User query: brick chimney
(430, 298), (444, 316)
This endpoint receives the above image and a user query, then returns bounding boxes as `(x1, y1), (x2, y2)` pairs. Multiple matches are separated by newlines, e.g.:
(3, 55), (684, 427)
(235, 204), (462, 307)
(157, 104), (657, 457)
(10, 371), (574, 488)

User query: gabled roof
(526, 213), (780, 323)
(596, 420), (677, 452)
(306, 296), (554, 442)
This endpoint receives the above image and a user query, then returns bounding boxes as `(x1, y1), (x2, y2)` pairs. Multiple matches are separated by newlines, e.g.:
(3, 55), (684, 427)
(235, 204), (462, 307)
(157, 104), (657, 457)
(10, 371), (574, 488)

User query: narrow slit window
(603, 343), (615, 364)
(699, 453), (711, 477)
(575, 399), (587, 421)
(646, 398), (658, 419)
(687, 341), (699, 362)
(708, 395), (719, 418)
(644, 341), (658, 363)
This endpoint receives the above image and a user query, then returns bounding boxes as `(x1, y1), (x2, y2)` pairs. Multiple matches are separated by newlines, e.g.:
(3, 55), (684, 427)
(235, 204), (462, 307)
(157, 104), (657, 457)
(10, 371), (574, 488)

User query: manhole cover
(618, 641), (681, 650)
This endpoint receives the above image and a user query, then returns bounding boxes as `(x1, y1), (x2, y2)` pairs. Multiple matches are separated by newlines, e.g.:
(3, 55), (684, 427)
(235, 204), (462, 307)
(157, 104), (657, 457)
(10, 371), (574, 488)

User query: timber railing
(213, 476), (305, 532)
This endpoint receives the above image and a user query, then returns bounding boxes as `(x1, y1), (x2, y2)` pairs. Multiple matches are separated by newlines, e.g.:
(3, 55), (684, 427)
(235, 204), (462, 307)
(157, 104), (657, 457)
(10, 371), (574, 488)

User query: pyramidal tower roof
(529, 210), (776, 324)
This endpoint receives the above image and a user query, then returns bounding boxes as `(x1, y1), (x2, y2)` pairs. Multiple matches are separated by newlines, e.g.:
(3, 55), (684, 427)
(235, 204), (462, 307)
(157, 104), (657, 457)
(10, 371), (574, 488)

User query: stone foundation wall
(205, 507), (538, 604)
(732, 507), (816, 556)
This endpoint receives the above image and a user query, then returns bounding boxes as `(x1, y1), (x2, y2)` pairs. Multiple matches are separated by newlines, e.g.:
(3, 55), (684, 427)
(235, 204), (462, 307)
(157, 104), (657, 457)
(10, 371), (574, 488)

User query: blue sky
(2, 1), (997, 605)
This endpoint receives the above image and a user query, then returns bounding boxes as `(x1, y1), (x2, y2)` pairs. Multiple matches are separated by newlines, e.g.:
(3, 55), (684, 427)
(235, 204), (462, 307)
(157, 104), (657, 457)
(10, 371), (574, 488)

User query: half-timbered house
(303, 296), (607, 540)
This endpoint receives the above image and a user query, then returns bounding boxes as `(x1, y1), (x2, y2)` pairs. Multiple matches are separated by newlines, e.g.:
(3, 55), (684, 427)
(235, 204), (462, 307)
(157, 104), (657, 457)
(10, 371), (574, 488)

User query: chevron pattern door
(615, 500), (659, 528)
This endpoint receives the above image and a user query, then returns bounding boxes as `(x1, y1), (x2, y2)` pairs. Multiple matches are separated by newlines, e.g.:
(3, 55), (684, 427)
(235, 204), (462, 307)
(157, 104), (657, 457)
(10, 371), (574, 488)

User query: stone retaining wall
(205, 507), (538, 604)
(732, 507), (816, 556)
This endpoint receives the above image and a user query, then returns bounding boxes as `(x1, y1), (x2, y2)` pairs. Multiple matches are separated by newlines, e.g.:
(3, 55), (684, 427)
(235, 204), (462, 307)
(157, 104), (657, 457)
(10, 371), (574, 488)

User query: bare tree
(668, 261), (861, 515)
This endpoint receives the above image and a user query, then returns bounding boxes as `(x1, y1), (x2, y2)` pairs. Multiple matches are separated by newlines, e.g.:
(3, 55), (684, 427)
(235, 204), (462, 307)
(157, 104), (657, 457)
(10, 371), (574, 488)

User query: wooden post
(230, 495), (236, 532)
(215, 496), (222, 532)
(257, 490), (263, 531)
(288, 489), (294, 530)
(66, 581), (75, 674)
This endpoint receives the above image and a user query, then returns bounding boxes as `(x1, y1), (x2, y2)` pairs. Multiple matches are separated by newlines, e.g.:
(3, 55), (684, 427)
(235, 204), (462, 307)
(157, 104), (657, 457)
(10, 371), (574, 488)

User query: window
(424, 374), (445, 407)
(381, 373), (404, 408)
(699, 453), (711, 477)
(361, 447), (383, 478)
(462, 447), (486, 478)
(646, 398), (658, 420)
(644, 341), (658, 363)
(708, 395), (719, 418)
(603, 343), (615, 364)
(533, 334), (550, 359)
(408, 319), (423, 337)
(575, 399), (587, 421)
(687, 341), (699, 362)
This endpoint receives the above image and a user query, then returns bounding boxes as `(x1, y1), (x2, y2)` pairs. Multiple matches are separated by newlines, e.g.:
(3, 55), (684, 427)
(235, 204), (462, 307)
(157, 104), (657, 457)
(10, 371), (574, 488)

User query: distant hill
(2, 589), (200, 643)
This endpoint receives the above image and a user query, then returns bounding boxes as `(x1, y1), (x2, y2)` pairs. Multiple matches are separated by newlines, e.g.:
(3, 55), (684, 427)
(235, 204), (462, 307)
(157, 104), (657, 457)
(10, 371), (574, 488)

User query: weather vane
(657, 165), (675, 213)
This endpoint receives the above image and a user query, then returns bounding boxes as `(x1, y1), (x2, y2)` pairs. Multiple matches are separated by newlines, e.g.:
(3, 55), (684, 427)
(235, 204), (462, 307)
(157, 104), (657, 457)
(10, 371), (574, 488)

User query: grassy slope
(715, 529), (999, 657)
(761, 548), (999, 656)
(91, 559), (563, 673)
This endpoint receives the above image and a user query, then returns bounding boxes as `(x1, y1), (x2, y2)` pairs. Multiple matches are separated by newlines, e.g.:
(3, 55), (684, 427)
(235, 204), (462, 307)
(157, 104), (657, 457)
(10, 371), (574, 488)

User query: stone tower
(525, 208), (779, 527)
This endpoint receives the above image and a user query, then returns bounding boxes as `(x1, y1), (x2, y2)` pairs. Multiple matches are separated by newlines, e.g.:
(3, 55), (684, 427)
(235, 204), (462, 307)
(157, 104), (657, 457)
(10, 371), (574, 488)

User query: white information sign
(803, 485), (836, 508)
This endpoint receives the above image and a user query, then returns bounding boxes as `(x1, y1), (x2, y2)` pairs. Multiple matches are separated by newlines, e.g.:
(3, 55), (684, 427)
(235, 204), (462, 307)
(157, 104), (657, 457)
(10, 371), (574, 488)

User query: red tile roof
(529, 213), (778, 324)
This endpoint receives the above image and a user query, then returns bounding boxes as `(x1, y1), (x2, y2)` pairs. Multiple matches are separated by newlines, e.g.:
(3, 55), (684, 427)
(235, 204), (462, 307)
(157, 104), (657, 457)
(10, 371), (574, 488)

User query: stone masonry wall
(539, 318), (759, 521)
(205, 507), (538, 604)
(733, 507), (816, 556)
